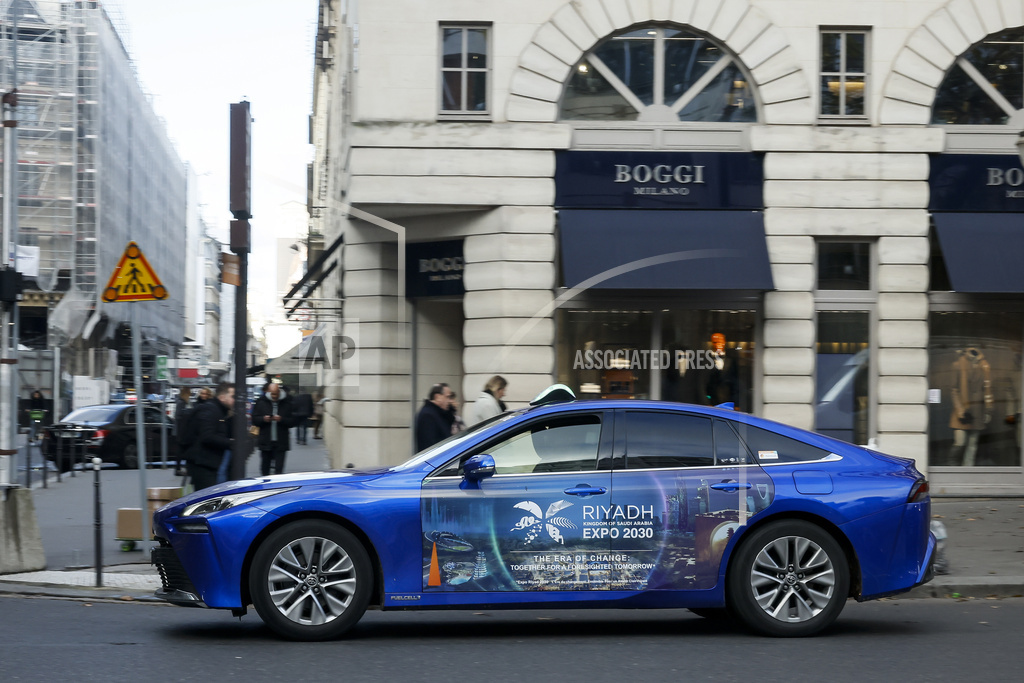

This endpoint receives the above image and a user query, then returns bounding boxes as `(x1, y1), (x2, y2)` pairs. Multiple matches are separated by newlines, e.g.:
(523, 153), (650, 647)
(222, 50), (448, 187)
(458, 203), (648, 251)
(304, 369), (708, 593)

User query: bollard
(24, 434), (31, 489)
(93, 457), (103, 588)
(55, 431), (61, 483)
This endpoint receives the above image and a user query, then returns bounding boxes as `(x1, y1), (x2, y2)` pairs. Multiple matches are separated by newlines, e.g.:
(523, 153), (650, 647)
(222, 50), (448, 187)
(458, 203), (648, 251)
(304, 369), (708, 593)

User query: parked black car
(41, 403), (177, 471)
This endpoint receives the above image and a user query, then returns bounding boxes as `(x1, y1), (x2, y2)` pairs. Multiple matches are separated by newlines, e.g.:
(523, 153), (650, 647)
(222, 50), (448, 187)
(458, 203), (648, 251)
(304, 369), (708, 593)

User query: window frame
(818, 27), (870, 122)
(438, 22), (492, 120)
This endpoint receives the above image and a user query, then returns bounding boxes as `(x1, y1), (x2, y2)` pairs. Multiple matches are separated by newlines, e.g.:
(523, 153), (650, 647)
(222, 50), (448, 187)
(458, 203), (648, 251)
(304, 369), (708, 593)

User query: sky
(108, 0), (320, 352)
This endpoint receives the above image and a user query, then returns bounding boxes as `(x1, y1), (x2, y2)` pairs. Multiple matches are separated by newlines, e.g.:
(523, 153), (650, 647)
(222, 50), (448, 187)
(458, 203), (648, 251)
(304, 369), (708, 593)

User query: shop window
(933, 29), (1024, 125)
(624, 411), (714, 469)
(928, 312), (1022, 468)
(555, 307), (756, 409)
(820, 29), (867, 118)
(815, 311), (870, 445)
(439, 24), (490, 117)
(560, 25), (757, 123)
(817, 242), (871, 290)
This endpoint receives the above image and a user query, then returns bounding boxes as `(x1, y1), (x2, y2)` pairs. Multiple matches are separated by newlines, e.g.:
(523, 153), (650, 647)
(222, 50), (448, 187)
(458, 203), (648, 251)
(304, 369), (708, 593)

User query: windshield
(392, 410), (524, 471)
(61, 406), (122, 423)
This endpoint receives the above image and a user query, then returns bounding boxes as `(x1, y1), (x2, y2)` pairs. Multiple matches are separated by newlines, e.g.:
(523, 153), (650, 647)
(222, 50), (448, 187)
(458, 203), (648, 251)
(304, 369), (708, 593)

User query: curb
(0, 580), (163, 602)
(900, 576), (1024, 599)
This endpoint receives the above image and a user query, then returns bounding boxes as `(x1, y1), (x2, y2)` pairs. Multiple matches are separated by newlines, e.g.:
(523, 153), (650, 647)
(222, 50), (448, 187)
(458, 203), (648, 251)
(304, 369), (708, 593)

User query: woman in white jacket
(468, 375), (508, 426)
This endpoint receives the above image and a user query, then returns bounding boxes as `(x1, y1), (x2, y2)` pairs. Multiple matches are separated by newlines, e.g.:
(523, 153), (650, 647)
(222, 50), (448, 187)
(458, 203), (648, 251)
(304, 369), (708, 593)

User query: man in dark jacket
(190, 382), (235, 491)
(415, 383), (454, 452)
(292, 391), (314, 445)
(252, 381), (294, 476)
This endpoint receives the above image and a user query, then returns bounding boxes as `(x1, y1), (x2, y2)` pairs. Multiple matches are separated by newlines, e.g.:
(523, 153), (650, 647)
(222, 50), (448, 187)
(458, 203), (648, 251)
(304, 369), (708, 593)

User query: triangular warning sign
(101, 242), (168, 303)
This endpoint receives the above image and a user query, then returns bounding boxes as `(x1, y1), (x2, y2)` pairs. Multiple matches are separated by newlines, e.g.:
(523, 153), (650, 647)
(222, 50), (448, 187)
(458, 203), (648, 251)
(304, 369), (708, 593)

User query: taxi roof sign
(102, 241), (168, 303)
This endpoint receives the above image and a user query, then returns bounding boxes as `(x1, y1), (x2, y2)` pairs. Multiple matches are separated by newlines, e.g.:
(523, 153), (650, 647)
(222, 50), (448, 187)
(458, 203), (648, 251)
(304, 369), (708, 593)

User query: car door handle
(564, 485), (607, 497)
(710, 481), (752, 492)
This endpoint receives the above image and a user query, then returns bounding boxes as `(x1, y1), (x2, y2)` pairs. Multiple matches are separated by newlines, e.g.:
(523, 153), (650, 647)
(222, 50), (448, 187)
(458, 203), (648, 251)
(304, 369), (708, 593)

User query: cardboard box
(116, 508), (147, 540)
(147, 487), (183, 503)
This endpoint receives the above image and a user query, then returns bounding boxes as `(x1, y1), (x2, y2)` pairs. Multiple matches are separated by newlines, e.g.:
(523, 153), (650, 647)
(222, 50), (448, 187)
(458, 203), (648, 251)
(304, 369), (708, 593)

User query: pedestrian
(190, 382), (235, 491)
(252, 381), (294, 476)
(292, 390), (314, 445)
(415, 383), (454, 451)
(468, 375), (507, 425)
(174, 387), (199, 478)
(449, 391), (466, 434)
(312, 391), (326, 439)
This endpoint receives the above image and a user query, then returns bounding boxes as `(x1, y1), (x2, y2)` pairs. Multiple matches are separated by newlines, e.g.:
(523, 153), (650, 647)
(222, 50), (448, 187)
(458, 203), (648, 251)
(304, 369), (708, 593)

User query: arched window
(560, 25), (757, 123)
(932, 28), (1024, 125)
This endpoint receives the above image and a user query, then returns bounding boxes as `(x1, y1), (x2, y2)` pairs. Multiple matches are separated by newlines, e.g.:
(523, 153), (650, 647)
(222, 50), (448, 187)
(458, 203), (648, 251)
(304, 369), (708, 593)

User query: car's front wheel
(249, 520), (372, 641)
(727, 519), (850, 637)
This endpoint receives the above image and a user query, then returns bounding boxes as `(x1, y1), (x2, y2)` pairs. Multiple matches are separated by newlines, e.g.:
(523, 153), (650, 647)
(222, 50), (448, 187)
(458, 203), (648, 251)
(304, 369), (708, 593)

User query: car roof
(519, 398), (859, 454)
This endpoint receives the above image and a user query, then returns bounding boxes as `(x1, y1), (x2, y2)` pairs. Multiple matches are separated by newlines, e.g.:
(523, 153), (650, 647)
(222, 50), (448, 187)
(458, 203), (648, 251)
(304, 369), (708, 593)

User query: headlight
(182, 487), (299, 517)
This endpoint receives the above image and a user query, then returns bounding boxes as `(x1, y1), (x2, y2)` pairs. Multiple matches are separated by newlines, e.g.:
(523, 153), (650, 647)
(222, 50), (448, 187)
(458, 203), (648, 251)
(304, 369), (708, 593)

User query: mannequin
(949, 347), (993, 466)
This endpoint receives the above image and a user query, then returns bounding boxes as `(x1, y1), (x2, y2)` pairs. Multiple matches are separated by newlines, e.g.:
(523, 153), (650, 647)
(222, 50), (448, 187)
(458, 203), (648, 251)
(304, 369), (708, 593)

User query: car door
(421, 410), (614, 592)
(610, 409), (775, 591)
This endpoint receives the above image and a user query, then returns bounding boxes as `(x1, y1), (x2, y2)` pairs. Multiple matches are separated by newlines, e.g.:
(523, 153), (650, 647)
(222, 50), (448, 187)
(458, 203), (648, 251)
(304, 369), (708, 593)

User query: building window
(560, 25), (757, 123)
(815, 240), (876, 445)
(820, 29), (867, 118)
(439, 24), (489, 116)
(933, 29), (1024, 125)
(817, 242), (871, 290)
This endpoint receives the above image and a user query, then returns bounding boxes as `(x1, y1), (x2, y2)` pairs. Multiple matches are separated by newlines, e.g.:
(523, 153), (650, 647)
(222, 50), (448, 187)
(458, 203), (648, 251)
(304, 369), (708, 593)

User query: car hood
(172, 467), (390, 507)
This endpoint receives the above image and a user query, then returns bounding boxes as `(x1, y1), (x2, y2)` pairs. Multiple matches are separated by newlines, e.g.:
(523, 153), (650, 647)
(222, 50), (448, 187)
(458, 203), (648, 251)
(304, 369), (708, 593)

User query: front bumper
(152, 545), (206, 607)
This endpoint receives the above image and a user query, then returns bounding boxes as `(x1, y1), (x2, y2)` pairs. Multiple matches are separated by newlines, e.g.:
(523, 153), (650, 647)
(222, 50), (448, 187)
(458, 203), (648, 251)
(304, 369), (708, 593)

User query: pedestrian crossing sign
(101, 241), (168, 302)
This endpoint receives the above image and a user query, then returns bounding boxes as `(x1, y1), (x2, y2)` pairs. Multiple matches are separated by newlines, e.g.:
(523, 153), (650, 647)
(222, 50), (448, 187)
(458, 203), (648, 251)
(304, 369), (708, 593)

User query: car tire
(121, 442), (139, 470)
(727, 519), (849, 637)
(250, 520), (372, 641)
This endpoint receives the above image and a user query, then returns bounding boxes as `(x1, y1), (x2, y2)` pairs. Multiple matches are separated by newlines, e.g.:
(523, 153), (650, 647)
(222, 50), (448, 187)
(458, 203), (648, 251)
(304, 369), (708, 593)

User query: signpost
(102, 241), (168, 551)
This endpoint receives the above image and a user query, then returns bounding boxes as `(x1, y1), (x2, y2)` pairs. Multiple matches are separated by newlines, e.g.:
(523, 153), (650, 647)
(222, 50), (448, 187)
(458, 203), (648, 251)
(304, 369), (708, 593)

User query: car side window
(714, 419), (755, 465)
(438, 414), (603, 476)
(624, 411), (714, 469)
(727, 423), (833, 464)
(144, 408), (164, 424)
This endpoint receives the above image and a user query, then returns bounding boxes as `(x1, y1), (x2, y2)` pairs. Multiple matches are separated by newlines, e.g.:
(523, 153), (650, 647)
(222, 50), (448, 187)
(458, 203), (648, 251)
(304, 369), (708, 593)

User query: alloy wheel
(749, 534), (836, 623)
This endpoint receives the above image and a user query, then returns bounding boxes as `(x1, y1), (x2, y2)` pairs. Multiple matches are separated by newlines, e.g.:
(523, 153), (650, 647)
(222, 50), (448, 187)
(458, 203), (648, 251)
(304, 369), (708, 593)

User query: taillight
(907, 478), (929, 503)
(92, 429), (109, 441)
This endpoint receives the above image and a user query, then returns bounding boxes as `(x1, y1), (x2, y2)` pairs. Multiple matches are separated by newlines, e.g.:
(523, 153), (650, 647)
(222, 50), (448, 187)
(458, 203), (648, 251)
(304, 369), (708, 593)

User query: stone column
(334, 217), (413, 467)
(462, 206), (556, 412)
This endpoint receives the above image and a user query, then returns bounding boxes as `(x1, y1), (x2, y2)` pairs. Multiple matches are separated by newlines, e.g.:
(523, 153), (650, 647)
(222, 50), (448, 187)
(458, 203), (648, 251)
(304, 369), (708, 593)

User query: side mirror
(463, 453), (496, 483)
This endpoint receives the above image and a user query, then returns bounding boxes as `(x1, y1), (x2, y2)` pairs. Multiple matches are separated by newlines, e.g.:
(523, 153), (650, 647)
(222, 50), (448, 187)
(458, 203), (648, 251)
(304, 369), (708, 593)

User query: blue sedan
(152, 385), (935, 640)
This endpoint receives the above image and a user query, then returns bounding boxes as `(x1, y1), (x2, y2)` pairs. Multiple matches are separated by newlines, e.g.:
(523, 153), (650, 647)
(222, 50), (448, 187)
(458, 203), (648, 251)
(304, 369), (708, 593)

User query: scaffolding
(0, 0), (77, 291)
(1, 0), (189, 386)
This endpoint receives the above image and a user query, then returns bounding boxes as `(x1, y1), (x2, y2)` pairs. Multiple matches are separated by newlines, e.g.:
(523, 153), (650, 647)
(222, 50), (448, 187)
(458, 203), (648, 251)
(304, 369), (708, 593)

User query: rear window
(728, 423), (833, 464)
(61, 406), (121, 423)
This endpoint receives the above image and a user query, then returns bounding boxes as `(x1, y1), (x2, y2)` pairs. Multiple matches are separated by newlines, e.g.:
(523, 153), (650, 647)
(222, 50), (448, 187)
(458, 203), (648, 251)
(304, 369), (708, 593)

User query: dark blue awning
(933, 213), (1024, 293)
(558, 210), (774, 290)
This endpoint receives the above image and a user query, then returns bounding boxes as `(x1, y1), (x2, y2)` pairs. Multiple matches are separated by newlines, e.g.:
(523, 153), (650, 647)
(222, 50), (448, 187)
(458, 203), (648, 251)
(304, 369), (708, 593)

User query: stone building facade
(308, 0), (1024, 496)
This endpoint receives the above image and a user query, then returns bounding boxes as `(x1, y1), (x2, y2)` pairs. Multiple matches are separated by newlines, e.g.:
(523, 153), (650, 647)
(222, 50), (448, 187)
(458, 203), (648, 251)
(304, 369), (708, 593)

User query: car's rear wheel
(121, 443), (139, 470)
(727, 520), (849, 637)
(250, 520), (372, 641)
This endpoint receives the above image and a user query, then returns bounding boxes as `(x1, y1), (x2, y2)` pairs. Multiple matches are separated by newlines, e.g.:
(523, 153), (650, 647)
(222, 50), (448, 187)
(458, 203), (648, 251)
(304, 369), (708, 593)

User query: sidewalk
(0, 434), (332, 599)
(2, 439), (1022, 600)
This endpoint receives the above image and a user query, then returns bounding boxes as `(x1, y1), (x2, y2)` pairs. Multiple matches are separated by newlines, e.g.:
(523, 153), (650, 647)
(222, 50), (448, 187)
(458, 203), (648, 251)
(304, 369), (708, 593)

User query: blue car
(152, 385), (935, 640)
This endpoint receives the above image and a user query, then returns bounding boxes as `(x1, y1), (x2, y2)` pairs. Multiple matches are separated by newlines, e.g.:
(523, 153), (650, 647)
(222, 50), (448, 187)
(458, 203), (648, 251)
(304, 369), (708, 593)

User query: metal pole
(53, 345), (60, 483)
(0, 15), (19, 487)
(132, 305), (149, 551)
(160, 380), (168, 468)
(93, 457), (103, 587)
(231, 251), (248, 481)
